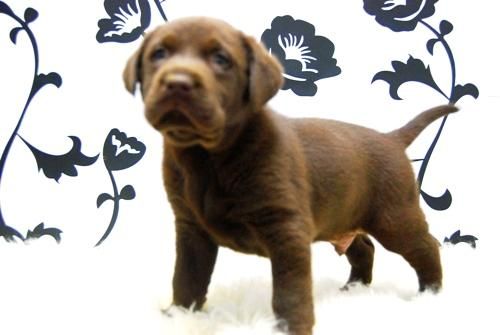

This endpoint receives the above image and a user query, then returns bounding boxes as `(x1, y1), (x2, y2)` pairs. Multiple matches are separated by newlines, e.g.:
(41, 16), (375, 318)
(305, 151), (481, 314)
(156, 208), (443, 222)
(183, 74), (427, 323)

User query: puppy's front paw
(160, 306), (174, 317)
(340, 280), (369, 292)
(275, 319), (312, 335)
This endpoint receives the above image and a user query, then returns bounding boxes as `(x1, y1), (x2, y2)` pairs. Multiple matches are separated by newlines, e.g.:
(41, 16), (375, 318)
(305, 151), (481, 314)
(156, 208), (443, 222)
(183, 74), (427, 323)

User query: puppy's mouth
(155, 109), (222, 148)
(165, 126), (220, 144)
(154, 108), (192, 129)
(164, 126), (222, 148)
(166, 128), (197, 142)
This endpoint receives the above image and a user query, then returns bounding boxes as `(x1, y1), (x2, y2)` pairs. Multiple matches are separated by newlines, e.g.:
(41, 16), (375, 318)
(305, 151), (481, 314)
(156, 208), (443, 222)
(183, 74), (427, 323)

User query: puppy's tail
(387, 104), (459, 147)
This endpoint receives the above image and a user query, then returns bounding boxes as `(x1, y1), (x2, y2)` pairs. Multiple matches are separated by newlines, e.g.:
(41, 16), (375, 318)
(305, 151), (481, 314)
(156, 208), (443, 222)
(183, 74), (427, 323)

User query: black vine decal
(95, 129), (146, 246)
(0, 2), (61, 242)
(261, 15), (341, 96)
(444, 230), (478, 249)
(364, 0), (479, 211)
(96, 0), (168, 44)
(0, 2), (98, 243)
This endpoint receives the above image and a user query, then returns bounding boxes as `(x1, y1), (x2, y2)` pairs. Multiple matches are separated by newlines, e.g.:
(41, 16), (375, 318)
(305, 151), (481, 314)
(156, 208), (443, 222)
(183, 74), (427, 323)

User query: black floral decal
(444, 230), (478, 249)
(364, 0), (438, 32)
(364, 0), (479, 211)
(96, 0), (168, 44)
(0, 2), (100, 243)
(261, 15), (341, 96)
(1, 3), (62, 242)
(103, 129), (146, 171)
(95, 129), (146, 246)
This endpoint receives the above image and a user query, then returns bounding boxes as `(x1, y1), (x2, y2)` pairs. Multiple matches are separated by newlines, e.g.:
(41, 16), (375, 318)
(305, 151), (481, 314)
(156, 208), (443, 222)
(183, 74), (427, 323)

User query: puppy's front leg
(260, 226), (314, 335)
(172, 220), (219, 310)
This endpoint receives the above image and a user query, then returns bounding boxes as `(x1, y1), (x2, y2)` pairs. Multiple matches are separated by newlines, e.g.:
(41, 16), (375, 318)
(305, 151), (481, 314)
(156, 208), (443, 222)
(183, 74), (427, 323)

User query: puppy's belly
(201, 220), (269, 257)
(329, 233), (357, 255)
(214, 235), (269, 257)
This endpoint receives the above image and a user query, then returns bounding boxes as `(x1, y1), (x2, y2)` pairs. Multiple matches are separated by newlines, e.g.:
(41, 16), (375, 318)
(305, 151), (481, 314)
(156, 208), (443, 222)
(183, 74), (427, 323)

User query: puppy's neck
(166, 107), (278, 168)
(216, 106), (276, 152)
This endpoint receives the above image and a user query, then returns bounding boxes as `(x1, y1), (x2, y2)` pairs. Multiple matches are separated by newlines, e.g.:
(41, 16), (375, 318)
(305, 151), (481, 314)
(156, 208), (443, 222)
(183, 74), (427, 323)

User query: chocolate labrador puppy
(123, 17), (457, 335)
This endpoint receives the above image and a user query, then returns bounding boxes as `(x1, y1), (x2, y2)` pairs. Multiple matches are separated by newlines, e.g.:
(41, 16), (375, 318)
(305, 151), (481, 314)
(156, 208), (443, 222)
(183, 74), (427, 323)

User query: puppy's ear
(123, 48), (143, 95)
(124, 30), (158, 95)
(242, 35), (284, 108)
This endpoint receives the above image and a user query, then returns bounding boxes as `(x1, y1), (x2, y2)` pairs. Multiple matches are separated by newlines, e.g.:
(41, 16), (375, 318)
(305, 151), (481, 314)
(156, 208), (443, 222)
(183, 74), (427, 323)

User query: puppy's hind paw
(340, 281), (369, 292)
(419, 282), (442, 294)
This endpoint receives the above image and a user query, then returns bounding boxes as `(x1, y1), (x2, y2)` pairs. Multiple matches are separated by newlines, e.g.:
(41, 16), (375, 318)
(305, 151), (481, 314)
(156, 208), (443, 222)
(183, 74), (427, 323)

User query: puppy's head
(124, 17), (283, 150)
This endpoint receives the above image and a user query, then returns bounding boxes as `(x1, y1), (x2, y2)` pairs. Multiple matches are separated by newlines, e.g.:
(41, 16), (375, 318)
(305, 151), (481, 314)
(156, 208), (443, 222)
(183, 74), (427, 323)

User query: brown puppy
(123, 17), (458, 335)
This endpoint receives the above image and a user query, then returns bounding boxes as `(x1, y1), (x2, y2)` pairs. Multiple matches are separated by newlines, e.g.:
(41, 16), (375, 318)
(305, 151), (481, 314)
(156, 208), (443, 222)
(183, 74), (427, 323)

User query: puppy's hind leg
(344, 234), (375, 287)
(370, 208), (442, 293)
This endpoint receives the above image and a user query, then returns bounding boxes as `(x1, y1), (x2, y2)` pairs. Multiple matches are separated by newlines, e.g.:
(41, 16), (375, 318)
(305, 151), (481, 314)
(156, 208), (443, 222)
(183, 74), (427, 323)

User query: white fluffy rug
(1, 235), (496, 335)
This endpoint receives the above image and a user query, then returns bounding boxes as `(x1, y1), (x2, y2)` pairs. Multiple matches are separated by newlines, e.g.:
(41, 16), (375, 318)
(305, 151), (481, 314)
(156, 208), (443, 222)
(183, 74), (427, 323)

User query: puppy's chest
(183, 172), (265, 255)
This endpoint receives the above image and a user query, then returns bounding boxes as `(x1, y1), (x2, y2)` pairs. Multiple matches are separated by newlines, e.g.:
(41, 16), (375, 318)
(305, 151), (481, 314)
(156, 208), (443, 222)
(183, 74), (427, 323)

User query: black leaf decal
(23, 7), (38, 24)
(450, 83), (479, 103)
(421, 189), (452, 211)
(9, 26), (22, 44)
(120, 185), (136, 200)
(372, 56), (443, 100)
(0, 224), (24, 242)
(0, 1), (15, 16)
(20, 136), (99, 182)
(97, 193), (114, 208)
(444, 230), (478, 249)
(32, 72), (63, 96)
(426, 38), (439, 55)
(26, 223), (62, 243)
(439, 20), (453, 37)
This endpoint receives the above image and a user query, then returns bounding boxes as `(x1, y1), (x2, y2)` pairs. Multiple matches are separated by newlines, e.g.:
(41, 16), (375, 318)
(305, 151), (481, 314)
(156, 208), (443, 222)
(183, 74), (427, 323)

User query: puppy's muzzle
(146, 65), (225, 149)
(162, 72), (199, 97)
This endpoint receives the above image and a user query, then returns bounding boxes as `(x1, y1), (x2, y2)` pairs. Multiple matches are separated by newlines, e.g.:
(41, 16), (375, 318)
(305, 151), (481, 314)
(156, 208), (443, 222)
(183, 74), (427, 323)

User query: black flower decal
(103, 128), (146, 171)
(364, 0), (438, 32)
(96, 129), (146, 246)
(261, 15), (341, 96)
(96, 0), (151, 43)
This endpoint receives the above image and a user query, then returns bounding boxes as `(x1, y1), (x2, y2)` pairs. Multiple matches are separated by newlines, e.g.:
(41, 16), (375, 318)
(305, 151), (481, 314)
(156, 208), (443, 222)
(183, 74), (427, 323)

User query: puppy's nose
(164, 72), (195, 94)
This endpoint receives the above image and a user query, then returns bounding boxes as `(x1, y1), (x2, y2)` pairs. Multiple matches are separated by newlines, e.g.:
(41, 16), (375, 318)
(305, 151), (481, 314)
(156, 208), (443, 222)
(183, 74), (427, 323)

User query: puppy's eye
(211, 51), (232, 69)
(151, 47), (169, 61)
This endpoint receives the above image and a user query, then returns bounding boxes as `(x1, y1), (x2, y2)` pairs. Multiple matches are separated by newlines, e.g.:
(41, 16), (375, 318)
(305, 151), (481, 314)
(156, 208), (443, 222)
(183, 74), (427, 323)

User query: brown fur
(123, 17), (458, 335)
